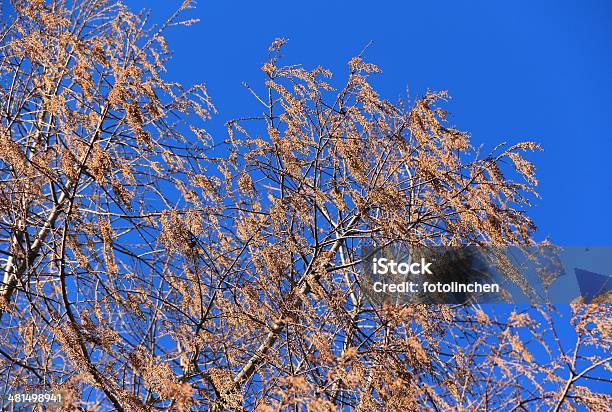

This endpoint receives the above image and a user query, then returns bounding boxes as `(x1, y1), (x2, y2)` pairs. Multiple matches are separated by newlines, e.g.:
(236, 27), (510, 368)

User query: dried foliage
(0, 1), (609, 411)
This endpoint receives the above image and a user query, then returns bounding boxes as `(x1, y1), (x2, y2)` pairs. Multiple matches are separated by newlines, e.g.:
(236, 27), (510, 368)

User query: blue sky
(132, 0), (611, 245)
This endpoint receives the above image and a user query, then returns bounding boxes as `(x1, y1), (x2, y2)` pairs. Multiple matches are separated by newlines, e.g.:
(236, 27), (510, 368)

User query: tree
(0, 1), (609, 411)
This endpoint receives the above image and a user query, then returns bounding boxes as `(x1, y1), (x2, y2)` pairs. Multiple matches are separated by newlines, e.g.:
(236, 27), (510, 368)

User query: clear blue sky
(132, 0), (612, 245)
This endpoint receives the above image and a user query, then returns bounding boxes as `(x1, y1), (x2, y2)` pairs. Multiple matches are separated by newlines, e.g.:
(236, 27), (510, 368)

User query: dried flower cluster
(0, 1), (609, 411)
